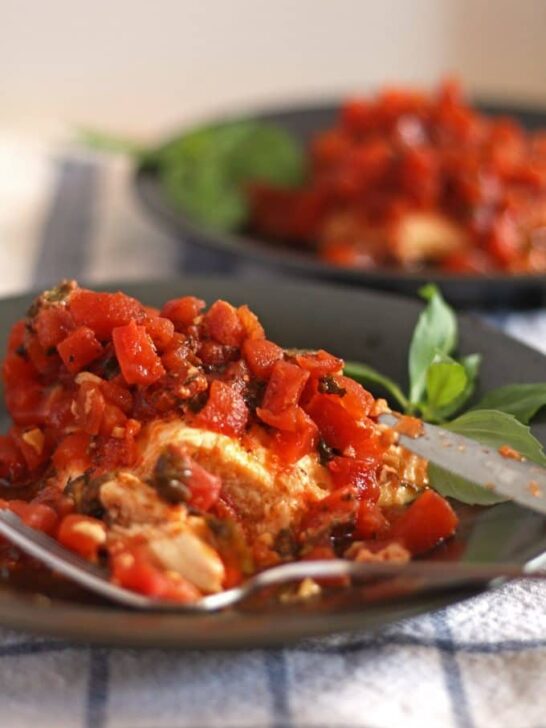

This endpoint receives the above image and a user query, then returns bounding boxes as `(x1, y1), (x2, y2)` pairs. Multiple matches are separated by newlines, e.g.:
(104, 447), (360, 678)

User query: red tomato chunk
(57, 326), (103, 374)
(112, 320), (165, 386)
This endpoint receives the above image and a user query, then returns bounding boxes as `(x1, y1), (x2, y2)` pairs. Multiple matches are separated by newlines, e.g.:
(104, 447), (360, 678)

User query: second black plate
(135, 100), (546, 309)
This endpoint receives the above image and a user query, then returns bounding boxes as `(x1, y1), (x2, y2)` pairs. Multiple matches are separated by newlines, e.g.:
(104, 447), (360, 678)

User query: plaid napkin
(0, 137), (545, 728)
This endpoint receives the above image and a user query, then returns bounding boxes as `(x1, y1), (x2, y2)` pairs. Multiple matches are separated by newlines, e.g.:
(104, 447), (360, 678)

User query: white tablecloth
(0, 136), (544, 728)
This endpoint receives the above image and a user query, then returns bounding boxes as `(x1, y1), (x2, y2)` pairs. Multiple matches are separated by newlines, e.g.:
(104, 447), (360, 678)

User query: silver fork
(0, 509), (545, 611)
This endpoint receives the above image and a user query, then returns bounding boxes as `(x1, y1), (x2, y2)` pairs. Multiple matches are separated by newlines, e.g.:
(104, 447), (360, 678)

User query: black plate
(0, 277), (544, 649)
(135, 100), (546, 309)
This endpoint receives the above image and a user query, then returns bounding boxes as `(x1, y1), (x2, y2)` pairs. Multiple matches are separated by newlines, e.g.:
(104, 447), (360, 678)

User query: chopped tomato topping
(355, 500), (389, 539)
(57, 514), (106, 561)
(237, 305), (265, 340)
(196, 380), (248, 437)
(305, 394), (375, 458)
(34, 307), (75, 350)
(110, 544), (201, 603)
(328, 456), (380, 501)
(57, 326), (103, 374)
(204, 300), (245, 347)
(3, 500), (59, 535)
(112, 320), (165, 386)
(161, 296), (205, 330)
(261, 360), (309, 413)
(242, 339), (283, 379)
(389, 490), (459, 555)
(69, 289), (143, 340)
(143, 316), (175, 351)
(295, 350), (343, 376)
(52, 432), (91, 473)
(0, 434), (27, 481)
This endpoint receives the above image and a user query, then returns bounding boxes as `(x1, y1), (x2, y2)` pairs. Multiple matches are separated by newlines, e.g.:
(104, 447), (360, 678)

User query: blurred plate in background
(135, 101), (546, 309)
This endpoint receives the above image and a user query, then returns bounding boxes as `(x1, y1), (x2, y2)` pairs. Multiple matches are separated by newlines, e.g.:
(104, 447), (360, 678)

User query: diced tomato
(261, 360), (309, 414)
(338, 376), (374, 419)
(34, 306), (75, 350)
(272, 411), (318, 464)
(100, 379), (133, 414)
(355, 500), (389, 539)
(99, 403), (127, 437)
(305, 394), (375, 458)
(57, 326), (103, 374)
(25, 333), (59, 377)
(69, 289), (143, 340)
(328, 456), (380, 501)
(295, 350), (343, 377)
(10, 426), (49, 471)
(389, 490), (459, 555)
(4, 381), (45, 427)
(204, 300), (245, 347)
(341, 98), (372, 135)
(196, 381), (248, 437)
(184, 458), (222, 511)
(76, 382), (106, 435)
(52, 432), (91, 473)
(57, 514), (106, 561)
(144, 316), (175, 351)
(237, 305), (265, 340)
(257, 404), (301, 432)
(0, 434), (27, 481)
(161, 296), (205, 330)
(110, 544), (201, 602)
(242, 339), (283, 379)
(112, 320), (165, 386)
(6, 500), (59, 535)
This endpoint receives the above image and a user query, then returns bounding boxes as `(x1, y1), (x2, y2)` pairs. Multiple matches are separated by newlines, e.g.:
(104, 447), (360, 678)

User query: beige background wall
(2, 0), (546, 138)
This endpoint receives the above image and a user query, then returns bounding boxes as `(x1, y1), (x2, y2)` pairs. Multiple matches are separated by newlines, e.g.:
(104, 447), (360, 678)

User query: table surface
(0, 137), (544, 728)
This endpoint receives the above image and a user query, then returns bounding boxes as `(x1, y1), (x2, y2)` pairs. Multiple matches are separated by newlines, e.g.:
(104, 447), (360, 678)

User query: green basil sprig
(344, 284), (481, 423)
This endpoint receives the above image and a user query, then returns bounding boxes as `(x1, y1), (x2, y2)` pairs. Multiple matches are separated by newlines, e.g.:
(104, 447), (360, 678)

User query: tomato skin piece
(112, 320), (165, 386)
(144, 316), (175, 351)
(305, 394), (375, 458)
(196, 381), (248, 437)
(34, 307), (75, 350)
(5, 500), (59, 535)
(328, 456), (380, 501)
(161, 296), (205, 330)
(272, 411), (318, 464)
(333, 376), (374, 420)
(57, 514), (106, 561)
(389, 490), (459, 555)
(204, 300), (245, 347)
(295, 350), (344, 377)
(101, 380), (133, 414)
(110, 545), (201, 603)
(52, 432), (91, 473)
(242, 339), (283, 379)
(237, 305), (265, 340)
(69, 289), (143, 340)
(57, 326), (103, 374)
(261, 360), (310, 414)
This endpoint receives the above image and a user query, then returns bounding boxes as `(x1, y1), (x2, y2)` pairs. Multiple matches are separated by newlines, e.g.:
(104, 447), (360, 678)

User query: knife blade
(378, 413), (546, 515)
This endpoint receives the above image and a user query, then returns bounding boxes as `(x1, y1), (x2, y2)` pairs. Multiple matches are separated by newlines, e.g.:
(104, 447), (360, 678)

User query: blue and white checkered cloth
(0, 138), (545, 728)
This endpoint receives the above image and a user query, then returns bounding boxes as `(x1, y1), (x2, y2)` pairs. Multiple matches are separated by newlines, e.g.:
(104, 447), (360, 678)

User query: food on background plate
(0, 282), (461, 603)
(249, 80), (546, 273)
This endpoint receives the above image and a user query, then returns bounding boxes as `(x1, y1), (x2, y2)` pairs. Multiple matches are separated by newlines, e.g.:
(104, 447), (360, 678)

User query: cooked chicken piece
(392, 212), (468, 264)
(137, 420), (333, 538)
(100, 472), (226, 593)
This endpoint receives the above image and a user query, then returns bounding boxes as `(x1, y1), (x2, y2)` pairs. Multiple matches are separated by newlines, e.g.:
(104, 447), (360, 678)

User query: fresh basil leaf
(473, 383), (546, 424)
(158, 121), (304, 231)
(428, 409), (546, 505)
(343, 361), (410, 411)
(408, 284), (457, 405)
(426, 354), (468, 411)
(431, 353), (482, 421)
